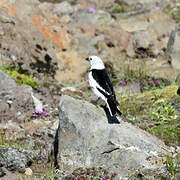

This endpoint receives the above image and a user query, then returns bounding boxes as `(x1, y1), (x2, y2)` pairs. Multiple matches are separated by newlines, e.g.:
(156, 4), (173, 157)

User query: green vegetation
(164, 0), (180, 22)
(0, 129), (25, 149)
(119, 86), (180, 146)
(111, 7), (128, 14)
(166, 153), (179, 180)
(0, 66), (39, 88)
(114, 62), (170, 92)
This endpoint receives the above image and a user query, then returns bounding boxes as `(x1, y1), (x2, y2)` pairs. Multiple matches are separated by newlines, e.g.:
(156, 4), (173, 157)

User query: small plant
(164, 0), (180, 22)
(0, 129), (25, 149)
(151, 99), (174, 123)
(0, 66), (39, 88)
(140, 77), (170, 92)
(32, 106), (50, 119)
(166, 153), (179, 180)
(70, 167), (117, 180)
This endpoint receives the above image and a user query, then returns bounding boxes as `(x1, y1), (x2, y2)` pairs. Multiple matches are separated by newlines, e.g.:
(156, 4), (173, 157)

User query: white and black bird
(85, 56), (122, 124)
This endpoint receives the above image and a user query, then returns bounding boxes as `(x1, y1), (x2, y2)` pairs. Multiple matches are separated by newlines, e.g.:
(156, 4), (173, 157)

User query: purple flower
(105, 176), (110, 179)
(43, 112), (50, 116)
(42, 106), (47, 112)
(72, 176), (76, 180)
(80, 175), (86, 179)
(88, 7), (96, 13)
(144, 121), (148, 126)
(34, 109), (42, 114)
(148, 81), (154, 86)
(86, 168), (90, 174)
(138, 125), (143, 129)
(148, 123), (154, 128)
(127, 114), (130, 117)
(152, 6), (160, 10)
(120, 80), (127, 86)
(154, 80), (160, 86)
(92, 170), (98, 176)
(111, 173), (117, 178)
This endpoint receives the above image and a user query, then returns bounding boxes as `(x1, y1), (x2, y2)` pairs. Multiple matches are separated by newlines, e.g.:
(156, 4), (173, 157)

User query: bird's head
(85, 56), (105, 70)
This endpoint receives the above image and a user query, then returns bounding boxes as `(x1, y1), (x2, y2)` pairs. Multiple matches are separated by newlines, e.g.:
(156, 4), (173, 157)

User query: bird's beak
(85, 57), (89, 61)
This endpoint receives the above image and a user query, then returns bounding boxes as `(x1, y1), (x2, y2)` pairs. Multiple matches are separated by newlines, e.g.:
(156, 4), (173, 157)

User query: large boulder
(0, 85), (34, 122)
(56, 95), (169, 178)
(0, 147), (35, 173)
(0, 70), (16, 90)
(166, 26), (180, 71)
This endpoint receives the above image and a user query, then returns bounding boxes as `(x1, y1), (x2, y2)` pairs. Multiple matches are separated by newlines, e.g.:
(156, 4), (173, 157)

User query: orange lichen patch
(0, 0), (16, 16)
(31, 16), (65, 49)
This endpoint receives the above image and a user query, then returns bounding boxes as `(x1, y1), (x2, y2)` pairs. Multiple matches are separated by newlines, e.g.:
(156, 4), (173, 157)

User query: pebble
(25, 168), (33, 176)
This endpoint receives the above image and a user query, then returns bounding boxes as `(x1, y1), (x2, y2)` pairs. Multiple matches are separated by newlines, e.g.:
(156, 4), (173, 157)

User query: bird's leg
(91, 97), (106, 107)
(97, 98), (106, 106)
(91, 97), (100, 107)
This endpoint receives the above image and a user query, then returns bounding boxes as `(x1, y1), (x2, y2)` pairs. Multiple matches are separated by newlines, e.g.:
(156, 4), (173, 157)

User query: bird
(85, 56), (122, 124)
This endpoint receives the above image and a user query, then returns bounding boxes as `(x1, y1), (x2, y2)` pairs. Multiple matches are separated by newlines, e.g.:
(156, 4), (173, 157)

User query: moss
(0, 66), (39, 89)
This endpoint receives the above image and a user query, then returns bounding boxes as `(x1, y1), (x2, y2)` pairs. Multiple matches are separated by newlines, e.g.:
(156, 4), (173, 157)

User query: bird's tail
(107, 99), (122, 116)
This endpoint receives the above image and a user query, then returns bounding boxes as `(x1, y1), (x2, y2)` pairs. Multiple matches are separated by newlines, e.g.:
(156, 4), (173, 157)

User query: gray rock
(168, 29), (180, 70)
(31, 92), (43, 112)
(56, 95), (169, 178)
(70, 10), (112, 29)
(0, 86), (34, 122)
(0, 147), (35, 173)
(52, 1), (74, 15)
(0, 70), (17, 90)
(0, 172), (20, 180)
(75, 34), (104, 55)
(175, 73), (180, 86)
(127, 30), (158, 58)
(0, 2), (59, 78)
(117, 0), (160, 6)
(0, 26), (4, 36)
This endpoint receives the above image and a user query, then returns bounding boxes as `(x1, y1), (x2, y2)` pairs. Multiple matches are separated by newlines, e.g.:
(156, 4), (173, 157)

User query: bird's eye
(89, 58), (92, 61)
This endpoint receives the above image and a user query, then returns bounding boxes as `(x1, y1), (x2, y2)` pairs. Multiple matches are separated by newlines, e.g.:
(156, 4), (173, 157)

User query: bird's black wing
(91, 69), (115, 99)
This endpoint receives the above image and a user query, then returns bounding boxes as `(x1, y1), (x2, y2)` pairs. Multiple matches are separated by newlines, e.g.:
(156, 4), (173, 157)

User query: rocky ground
(0, 0), (180, 179)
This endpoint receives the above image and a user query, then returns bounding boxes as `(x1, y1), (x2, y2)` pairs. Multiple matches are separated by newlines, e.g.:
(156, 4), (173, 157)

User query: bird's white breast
(88, 71), (106, 101)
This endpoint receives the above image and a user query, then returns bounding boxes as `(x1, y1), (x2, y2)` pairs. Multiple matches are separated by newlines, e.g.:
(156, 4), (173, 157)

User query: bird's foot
(91, 98), (106, 107)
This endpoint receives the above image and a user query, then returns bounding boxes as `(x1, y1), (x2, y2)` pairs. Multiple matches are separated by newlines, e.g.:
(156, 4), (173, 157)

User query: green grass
(0, 129), (25, 149)
(114, 61), (170, 92)
(119, 86), (180, 146)
(166, 153), (180, 180)
(0, 66), (39, 88)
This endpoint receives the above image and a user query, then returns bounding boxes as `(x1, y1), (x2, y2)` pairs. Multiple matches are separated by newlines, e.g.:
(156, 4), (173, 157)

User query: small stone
(11, 55), (17, 61)
(16, 111), (22, 117)
(60, 15), (72, 23)
(25, 168), (33, 176)
(61, 87), (83, 97)
(176, 146), (180, 153)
